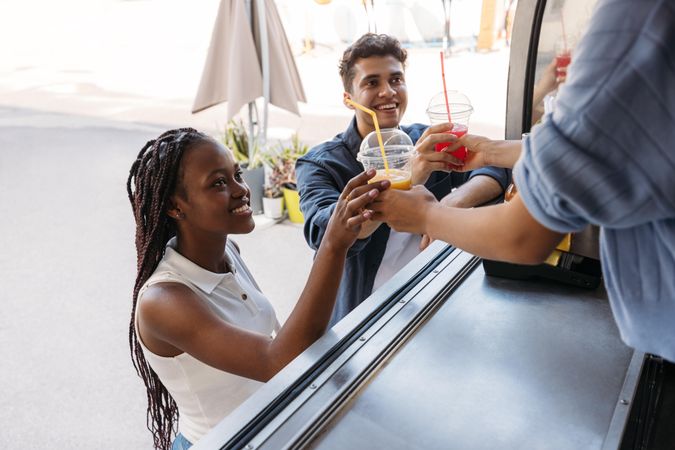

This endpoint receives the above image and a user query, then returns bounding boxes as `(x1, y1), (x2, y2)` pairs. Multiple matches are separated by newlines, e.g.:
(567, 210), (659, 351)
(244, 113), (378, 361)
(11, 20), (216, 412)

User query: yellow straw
(345, 98), (390, 174)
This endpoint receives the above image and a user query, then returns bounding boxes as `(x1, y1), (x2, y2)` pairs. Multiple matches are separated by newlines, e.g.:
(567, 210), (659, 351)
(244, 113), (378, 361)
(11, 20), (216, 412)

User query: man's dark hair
(339, 33), (407, 92)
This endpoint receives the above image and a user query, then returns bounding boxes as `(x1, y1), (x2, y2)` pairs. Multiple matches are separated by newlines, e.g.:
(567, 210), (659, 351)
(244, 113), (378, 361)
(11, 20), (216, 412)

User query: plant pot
(282, 185), (304, 224)
(262, 196), (284, 220)
(242, 166), (264, 214)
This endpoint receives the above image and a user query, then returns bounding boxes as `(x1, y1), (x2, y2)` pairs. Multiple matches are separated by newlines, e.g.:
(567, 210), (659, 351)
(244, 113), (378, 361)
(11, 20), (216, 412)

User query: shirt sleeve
(296, 156), (373, 256)
(514, 0), (675, 233)
(469, 166), (511, 193)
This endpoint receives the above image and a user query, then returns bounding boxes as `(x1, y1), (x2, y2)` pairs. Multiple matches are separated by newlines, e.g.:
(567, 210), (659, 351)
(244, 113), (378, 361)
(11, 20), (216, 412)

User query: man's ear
(343, 91), (355, 109)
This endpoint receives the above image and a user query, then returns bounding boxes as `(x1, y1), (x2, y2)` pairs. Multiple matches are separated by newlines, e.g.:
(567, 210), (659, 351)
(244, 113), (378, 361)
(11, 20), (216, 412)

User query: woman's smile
(230, 203), (252, 216)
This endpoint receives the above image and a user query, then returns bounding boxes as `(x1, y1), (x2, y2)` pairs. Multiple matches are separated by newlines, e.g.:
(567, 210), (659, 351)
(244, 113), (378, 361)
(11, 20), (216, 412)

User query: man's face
(344, 55), (408, 137)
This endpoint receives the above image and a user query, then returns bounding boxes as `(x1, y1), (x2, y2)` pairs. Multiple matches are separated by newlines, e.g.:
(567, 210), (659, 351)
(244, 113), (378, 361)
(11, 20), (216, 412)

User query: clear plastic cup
(357, 128), (413, 190)
(554, 36), (575, 82)
(426, 91), (473, 169)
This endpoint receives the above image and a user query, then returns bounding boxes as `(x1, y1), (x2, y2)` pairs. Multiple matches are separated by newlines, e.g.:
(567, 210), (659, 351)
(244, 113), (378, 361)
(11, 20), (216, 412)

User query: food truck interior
(193, 0), (675, 448)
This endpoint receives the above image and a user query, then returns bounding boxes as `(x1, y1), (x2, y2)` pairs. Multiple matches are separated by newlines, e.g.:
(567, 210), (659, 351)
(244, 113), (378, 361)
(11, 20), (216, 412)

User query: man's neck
(356, 120), (374, 140)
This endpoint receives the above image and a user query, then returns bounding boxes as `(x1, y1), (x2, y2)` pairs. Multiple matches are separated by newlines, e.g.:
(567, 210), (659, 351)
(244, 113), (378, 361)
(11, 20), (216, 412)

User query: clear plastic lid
(426, 91), (473, 119)
(357, 128), (414, 172)
(358, 128), (413, 156)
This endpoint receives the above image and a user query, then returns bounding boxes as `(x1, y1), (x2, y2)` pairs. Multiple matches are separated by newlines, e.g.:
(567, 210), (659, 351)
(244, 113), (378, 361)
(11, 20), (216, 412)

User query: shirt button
(241, 293), (248, 300)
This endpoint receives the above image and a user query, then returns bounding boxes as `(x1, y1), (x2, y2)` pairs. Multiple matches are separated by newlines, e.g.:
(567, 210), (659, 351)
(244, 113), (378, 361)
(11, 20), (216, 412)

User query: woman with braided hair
(127, 128), (388, 449)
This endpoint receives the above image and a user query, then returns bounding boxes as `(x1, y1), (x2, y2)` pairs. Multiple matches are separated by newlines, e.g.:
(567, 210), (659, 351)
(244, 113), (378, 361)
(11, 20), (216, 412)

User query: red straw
(560, 13), (568, 51)
(439, 51), (452, 123)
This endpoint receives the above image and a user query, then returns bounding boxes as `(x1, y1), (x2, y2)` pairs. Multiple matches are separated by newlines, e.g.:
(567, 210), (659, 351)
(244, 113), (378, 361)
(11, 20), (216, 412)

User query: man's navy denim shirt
(296, 117), (510, 325)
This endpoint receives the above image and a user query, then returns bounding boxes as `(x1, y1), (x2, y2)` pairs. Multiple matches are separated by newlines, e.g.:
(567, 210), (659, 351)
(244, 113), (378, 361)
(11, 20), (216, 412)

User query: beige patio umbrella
(192, 0), (307, 156)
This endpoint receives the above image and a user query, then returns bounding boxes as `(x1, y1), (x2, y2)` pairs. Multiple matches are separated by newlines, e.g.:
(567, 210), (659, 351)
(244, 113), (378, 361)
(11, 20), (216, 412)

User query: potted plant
(259, 134), (309, 223)
(277, 134), (309, 224)
(261, 154), (286, 220)
(221, 119), (264, 214)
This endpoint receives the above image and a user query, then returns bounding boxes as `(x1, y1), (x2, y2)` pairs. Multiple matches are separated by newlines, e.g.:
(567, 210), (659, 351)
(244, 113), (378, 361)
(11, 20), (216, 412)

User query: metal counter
(195, 243), (642, 450)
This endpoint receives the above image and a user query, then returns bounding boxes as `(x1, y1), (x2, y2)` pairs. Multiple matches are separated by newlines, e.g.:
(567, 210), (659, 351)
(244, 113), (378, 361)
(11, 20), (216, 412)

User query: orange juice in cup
(357, 128), (413, 190)
(369, 168), (412, 190)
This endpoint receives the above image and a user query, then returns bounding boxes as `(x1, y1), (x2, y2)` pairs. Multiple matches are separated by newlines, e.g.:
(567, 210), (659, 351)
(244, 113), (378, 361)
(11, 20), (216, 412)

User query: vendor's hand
(536, 59), (561, 98)
(324, 169), (390, 251)
(418, 194), (466, 250)
(447, 134), (493, 173)
(411, 123), (464, 185)
(370, 185), (438, 235)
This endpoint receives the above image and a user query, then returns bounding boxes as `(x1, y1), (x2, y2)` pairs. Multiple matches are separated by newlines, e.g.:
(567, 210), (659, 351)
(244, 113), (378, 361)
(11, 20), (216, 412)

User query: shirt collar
(343, 116), (364, 160)
(163, 237), (234, 294)
(343, 116), (404, 159)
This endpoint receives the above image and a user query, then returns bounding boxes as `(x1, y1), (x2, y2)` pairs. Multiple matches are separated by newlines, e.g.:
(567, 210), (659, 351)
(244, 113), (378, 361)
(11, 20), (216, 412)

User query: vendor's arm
(371, 186), (564, 264)
(420, 172), (504, 250)
(449, 135), (522, 172)
(419, 137), (511, 249)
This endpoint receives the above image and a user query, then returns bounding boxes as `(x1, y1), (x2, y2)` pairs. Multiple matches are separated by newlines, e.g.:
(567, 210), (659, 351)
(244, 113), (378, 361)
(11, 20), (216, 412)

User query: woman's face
(172, 140), (255, 236)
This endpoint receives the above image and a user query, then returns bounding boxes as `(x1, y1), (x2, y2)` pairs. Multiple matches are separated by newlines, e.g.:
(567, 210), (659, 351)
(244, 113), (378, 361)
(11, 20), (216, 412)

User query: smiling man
(296, 33), (509, 324)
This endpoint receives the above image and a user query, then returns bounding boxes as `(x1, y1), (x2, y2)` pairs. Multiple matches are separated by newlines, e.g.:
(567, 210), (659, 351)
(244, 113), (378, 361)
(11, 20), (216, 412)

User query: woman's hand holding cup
(324, 169), (390, 251)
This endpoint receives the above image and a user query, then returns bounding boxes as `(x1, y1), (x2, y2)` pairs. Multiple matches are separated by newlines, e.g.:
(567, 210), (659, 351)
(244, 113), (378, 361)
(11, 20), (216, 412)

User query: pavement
(0, 106), (316, 448)
(0, 1), (509, 447)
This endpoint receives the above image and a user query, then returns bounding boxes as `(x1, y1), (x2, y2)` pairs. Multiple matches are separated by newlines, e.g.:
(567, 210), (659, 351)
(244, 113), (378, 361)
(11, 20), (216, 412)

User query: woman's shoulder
(138, 280), (208, 338)
(142, 278), (195, 298)
(140, 279), (200, 312)
(138, 258), (204, 315)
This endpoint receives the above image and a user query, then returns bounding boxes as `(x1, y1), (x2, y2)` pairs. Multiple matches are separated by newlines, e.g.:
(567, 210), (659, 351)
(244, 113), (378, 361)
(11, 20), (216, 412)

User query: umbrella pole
(256, 0), (270, 153)
(245, 0), (257, 163)
(442, 0), (452, 56)
(248, 101), (256, 164)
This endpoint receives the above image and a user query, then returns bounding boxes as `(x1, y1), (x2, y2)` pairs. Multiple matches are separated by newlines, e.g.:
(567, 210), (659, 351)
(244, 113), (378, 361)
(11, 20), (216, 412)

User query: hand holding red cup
(554, 36), (575, 83)
(425, 91), (473, 170)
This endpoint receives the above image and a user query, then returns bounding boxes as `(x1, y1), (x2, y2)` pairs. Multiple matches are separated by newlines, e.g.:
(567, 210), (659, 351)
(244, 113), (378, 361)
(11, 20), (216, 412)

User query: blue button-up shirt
(297, 117), (510, 324)
(514, 0), (675, 361)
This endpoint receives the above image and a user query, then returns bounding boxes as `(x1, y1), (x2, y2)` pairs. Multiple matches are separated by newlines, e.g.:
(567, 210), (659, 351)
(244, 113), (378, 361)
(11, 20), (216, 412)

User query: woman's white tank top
(135, 238), (279, 444)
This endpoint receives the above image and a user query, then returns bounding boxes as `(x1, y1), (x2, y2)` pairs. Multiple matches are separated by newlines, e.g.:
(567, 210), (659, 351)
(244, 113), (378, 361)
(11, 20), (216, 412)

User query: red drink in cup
(554, 36), (574, 82)
(555, 51), (571, 81)
(426, 91), (473, 169)
(434, 124), (468, 167)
